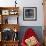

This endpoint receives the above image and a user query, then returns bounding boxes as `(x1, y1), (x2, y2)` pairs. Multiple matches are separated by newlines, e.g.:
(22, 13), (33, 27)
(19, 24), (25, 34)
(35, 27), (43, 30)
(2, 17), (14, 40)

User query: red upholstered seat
(21, 28), (41, 46)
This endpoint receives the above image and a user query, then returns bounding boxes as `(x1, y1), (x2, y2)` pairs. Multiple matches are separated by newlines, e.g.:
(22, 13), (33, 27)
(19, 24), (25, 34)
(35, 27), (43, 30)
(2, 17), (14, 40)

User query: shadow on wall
(18, 26), (44, 44)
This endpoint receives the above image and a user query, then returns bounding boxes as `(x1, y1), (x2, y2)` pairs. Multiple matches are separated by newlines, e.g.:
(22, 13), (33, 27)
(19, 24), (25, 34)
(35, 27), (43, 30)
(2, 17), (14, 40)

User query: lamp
(15, 0), (17, 7)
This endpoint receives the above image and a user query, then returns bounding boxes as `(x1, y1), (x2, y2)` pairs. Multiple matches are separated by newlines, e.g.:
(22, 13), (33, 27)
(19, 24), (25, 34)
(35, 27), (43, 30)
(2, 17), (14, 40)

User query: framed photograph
(23, 7), (37, 21)
(2, 10), (9, 15)
(9, 10), (18, 15)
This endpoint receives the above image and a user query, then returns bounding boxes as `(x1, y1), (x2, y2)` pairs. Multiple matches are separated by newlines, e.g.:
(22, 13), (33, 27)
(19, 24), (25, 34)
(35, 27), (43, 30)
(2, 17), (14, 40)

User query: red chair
(21, 28), (41, 46)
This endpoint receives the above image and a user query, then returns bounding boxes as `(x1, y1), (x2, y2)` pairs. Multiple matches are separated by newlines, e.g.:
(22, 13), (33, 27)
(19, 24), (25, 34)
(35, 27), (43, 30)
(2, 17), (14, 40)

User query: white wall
(0, 0), (44, 26)
(18, 0), (44, 26)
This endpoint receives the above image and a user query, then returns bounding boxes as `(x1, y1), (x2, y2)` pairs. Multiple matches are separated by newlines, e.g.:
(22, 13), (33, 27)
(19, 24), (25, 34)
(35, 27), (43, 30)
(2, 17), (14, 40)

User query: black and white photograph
(23, 7), (37, 21)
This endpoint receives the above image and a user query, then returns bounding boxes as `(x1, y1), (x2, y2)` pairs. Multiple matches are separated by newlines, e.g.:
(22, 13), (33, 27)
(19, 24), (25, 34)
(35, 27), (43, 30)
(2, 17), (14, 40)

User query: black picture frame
(23, 7), (37, 21)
